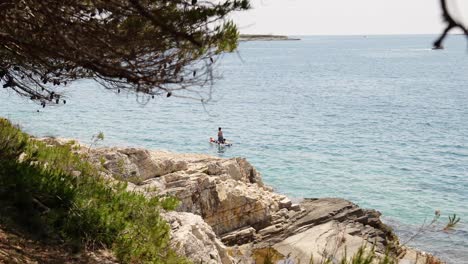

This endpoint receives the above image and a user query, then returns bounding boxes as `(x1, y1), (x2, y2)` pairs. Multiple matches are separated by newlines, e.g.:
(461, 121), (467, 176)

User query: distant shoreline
(239, 34), (301, 41)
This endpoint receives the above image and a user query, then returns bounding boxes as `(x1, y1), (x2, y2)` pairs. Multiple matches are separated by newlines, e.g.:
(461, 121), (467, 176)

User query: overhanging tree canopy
(434, 0), (468, 49)
(0, 0), (250, 105)
(2, 0), (467, 106)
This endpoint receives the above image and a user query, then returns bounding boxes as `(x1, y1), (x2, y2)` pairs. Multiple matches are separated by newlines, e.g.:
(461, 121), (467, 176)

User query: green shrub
(0, 118), (188, 263)
(444, 214), (461, 231)
(307, 245), (396, 264)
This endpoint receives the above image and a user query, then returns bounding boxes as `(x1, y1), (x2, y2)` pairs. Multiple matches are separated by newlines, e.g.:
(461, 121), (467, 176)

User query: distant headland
(239, 34), (301, 41)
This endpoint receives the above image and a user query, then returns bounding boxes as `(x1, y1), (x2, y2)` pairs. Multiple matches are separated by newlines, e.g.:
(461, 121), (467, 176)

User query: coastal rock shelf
(41, 138), (440, 264)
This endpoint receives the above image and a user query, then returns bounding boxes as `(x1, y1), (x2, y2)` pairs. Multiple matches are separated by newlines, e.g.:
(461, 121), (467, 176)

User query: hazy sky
(232, 0), (447, 35)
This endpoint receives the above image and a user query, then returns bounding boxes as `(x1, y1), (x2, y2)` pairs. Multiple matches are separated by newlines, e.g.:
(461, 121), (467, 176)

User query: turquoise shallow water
(1, 35), (467, 263)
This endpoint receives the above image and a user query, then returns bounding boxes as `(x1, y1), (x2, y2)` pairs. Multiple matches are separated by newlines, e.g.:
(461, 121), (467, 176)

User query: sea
(1, 35), (467, 263)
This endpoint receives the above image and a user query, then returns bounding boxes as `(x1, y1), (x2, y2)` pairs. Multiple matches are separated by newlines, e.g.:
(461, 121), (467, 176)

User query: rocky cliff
(40, 138), (440, 264)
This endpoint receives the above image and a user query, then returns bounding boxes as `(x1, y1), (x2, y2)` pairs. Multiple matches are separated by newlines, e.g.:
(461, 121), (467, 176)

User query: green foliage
(0, 0), (251, 104)
(0, 118), (187, 263)
(346, 247), (375, 264)
(214, 21), (240, 53)
(444, 214), (461, 231)
(307, 246), (397, 264)
(90, 131), (105, 149)
(99, 156), (106, 166)
(117, 158), (126, 174)
(96, 131), (105, 141)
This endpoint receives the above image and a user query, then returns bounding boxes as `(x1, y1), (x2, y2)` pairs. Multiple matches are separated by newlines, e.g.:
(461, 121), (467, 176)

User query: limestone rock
(278, 197), (292, 210)
(221, 227), (256, 245)
(94, 148), (188, 181)
(37, 138), (441, 264)
(163, 212), (232, 264)
(256, 198), (401, 262)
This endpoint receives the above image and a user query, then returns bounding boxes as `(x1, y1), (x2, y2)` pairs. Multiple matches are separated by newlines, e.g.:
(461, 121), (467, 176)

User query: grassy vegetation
(308, 246), (396, 264)
(444, 214), (460, 231)
(259, 245), (444, 264)
(0, 118), (189, 263)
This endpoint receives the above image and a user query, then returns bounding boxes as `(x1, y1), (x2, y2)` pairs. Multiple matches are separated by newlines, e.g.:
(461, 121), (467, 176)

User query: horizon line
(239, 32), (464, 37)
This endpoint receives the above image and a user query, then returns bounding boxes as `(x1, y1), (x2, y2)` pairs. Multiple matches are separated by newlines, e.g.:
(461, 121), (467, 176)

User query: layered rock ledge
(40, 138), (440, 264)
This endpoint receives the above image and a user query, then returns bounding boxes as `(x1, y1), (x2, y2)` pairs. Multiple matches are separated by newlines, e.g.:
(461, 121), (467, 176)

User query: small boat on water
(209, 137), (233, 147)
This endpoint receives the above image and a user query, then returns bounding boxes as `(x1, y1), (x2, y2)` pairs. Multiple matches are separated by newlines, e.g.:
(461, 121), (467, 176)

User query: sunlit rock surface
(41, 138), (440, 264)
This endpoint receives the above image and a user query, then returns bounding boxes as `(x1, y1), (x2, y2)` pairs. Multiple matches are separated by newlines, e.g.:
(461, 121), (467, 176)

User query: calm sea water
(1, 35), (467, 263)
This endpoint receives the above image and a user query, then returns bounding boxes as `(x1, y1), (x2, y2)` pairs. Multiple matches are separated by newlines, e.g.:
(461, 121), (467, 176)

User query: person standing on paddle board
(218, 127), (225, 143)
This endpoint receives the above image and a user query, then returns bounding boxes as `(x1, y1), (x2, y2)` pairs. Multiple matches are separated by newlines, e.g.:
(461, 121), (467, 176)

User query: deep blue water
(1, 35), (467, 263)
